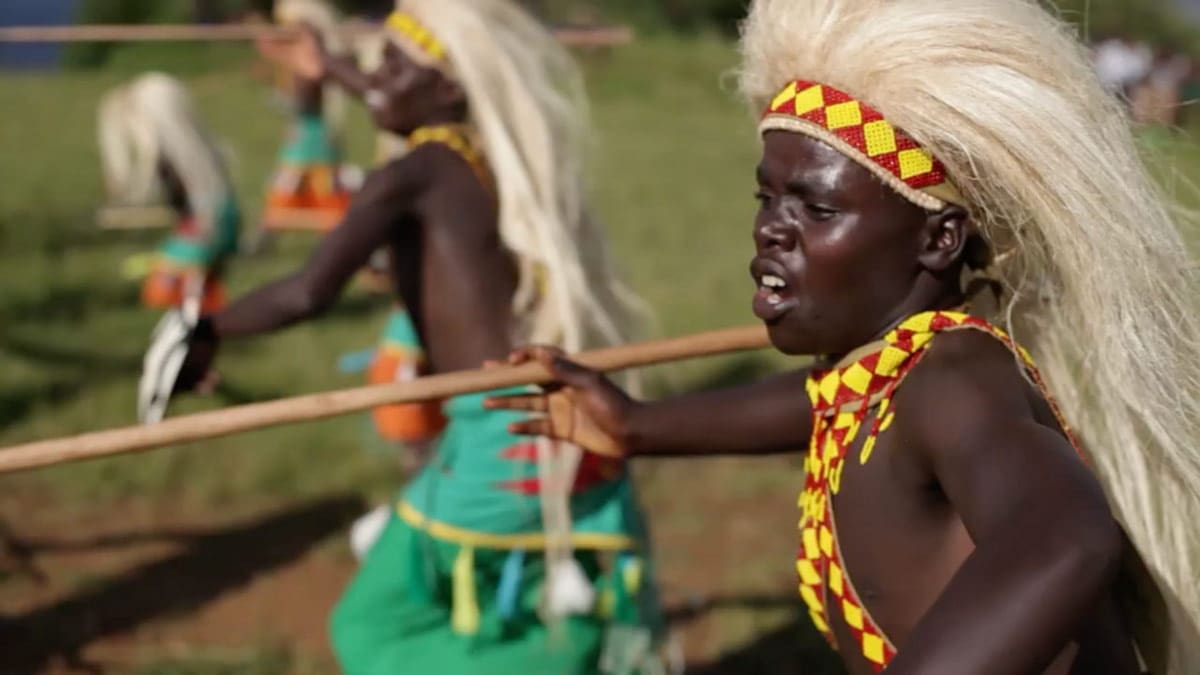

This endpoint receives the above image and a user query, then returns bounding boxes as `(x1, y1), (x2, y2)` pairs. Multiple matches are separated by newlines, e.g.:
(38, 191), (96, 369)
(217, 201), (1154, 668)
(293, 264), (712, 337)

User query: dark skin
(488, 132), (1139, 674)
(180, 38), (514, 386)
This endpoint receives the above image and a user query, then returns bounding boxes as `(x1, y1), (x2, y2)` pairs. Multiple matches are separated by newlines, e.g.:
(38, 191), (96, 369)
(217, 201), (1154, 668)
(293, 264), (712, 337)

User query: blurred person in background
(98, 73), (241, 315)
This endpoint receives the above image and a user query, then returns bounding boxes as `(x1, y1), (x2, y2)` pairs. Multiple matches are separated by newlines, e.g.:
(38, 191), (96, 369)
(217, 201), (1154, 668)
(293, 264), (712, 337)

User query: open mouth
(751, 259), (796, 322)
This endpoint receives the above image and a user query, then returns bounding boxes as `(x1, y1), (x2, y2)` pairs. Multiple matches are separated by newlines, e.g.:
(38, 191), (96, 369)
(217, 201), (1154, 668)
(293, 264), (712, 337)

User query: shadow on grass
(0, 379), (109, 431)
(664, 592), (801, 627)
(0, 282), (141, 325)
(685, 612), (846, 675)
(0, 495), (365, 675)
(0, 333), (142, 375)
(0, 331), (143, 430)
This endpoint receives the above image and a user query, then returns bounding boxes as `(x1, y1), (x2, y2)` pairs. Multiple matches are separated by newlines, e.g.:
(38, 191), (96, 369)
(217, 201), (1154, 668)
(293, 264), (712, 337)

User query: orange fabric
(141, 267), (226, 314)
(262, 167), (352, 232)
(368, 349), (447, 443)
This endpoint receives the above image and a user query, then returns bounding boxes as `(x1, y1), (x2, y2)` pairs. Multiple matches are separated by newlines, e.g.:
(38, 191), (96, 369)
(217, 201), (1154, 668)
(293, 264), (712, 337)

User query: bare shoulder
(360, 149), (437, 199)
(891, 328), (1042, 464)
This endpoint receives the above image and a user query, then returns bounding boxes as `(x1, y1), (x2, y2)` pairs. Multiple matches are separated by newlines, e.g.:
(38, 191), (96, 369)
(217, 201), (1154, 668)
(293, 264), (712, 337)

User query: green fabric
(401, 388), (647, 542)
(280, 113), (338, 165)
(158, 198), (241, 267)
(331, 514), (605, 675)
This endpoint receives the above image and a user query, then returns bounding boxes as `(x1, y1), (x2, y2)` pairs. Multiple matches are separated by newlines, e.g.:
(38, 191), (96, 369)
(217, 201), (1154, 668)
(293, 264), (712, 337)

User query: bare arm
(485, 348), (813, 458)
(627, 368), (813, 456)
(256, 25), (370, 101)
(212, 157), (425, 339)
(885, 332), (1122, 674)
(321, 52), (371, 100)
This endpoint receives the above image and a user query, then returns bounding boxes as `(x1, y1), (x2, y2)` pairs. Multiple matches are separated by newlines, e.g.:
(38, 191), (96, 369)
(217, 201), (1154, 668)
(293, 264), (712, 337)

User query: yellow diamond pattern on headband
(898, 148), (935, 180)
(794, 83), (826, 115)
(771, 81), (798, 112)
(761, 80), (952, 198)
(825, 101), (863, 130)
(863, 120), (898, 157)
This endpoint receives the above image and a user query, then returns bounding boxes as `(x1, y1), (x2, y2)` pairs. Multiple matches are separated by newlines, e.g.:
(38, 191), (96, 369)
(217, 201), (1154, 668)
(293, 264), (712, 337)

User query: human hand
(483, 346), (639, 459)
(256, 23), (326, 81)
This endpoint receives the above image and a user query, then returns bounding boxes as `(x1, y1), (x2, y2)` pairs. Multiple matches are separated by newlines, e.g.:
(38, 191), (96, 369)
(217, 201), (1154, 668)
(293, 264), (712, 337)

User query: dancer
(257, 0), (353, 232)
(98, 72), (240, 313)
(171, 1), (661, 673)
(490, 0), (1200, 672)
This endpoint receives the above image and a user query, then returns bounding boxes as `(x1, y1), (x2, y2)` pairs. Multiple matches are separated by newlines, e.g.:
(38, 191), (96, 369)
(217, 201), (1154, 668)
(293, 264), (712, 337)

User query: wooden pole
(0, 325), (769, 475)
(0, 24), (634, 48)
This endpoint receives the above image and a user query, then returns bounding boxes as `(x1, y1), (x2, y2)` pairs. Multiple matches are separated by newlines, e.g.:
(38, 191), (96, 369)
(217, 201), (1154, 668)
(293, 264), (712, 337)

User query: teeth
(761, 274), (786, 289)
(767, 293), (782, 304)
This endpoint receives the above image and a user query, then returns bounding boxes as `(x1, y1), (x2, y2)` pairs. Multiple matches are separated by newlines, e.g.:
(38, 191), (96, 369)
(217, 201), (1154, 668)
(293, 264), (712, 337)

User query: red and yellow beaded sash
(406, 124), (492, 188)
(798, 310), (1075, 671)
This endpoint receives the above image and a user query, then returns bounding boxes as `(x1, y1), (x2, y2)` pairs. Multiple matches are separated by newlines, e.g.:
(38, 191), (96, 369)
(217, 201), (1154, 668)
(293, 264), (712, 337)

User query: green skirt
(331, 513), (612, 675)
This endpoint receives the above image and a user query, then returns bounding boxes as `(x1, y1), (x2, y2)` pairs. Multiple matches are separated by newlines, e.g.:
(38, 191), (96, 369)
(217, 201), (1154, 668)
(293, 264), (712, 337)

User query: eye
(753, 190), (772, 208)
(805, 203), (839, 221)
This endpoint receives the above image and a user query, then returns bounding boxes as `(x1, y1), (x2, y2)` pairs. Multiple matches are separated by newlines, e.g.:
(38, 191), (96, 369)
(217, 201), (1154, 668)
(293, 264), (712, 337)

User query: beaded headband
(759, 80), (964, 211)
(384, 11), (450, 73)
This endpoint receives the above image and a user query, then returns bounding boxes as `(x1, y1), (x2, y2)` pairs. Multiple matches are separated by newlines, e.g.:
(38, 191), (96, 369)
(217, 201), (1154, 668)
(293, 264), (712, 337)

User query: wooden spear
(0, 24), (634, 48)
(0, 325), (769, 475)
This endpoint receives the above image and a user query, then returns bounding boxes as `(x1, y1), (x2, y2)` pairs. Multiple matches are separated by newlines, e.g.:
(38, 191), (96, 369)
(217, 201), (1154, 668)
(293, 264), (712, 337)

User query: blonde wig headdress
(740, 0), (1200, 670)
(274, 0), (347, 134)
(384, 0), (643, 355)
(98, 72), (232, 235)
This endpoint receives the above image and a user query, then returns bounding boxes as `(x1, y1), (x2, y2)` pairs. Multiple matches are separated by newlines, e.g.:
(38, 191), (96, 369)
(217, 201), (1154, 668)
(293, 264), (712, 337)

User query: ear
(917, 205), (972, 273)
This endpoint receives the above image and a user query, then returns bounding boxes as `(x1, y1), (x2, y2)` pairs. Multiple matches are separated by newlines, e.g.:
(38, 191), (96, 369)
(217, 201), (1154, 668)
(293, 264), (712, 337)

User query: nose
(753, 213), (796, 252)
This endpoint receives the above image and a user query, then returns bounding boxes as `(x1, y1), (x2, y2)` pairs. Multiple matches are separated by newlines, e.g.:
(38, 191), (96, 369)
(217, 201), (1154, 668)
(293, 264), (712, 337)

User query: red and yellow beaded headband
(759, 80), (964, 211)
(384, 10), (450, 73)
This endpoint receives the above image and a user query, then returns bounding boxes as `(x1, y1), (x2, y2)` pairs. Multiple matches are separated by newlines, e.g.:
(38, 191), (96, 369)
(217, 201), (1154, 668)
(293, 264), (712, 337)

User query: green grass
(4, 34), (1200, 674)
(0, 35), (780, 508)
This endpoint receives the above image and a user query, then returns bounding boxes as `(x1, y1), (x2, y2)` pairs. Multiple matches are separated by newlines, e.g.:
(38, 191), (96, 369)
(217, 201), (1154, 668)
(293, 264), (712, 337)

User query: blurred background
(1, 1), (1197, 673)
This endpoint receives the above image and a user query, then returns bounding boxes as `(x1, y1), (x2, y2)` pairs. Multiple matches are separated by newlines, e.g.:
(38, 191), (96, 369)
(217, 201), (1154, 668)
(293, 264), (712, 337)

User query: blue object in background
(338, 349), (378, 375)
(0, 0), (79, 70)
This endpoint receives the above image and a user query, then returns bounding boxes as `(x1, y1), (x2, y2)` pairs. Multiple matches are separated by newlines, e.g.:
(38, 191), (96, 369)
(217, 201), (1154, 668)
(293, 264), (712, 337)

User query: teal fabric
(280, 113), (338, 165)
(158, 198), (241, 267)
(401, 389), (647, 543)
(381, 308), (422, 348)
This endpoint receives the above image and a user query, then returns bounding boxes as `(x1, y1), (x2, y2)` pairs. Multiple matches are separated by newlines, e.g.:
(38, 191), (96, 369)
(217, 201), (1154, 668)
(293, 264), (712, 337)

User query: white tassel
(546, 556), (596, 617)
(537, 436), (592, 618)
(349, 504), (391, 562)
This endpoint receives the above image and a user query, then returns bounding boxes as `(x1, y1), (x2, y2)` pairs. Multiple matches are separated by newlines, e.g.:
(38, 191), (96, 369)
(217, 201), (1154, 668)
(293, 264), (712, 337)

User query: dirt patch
(1, 457), (838, 674)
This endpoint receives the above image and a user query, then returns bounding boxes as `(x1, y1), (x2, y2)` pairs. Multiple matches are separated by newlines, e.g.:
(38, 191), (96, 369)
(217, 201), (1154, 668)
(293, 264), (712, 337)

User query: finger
(505, 346), (539, 365)
(506, 344), (566, 366)
(507, 418), (561, 438)
(484, 394), (549, 412)
(544, 353), (604, 390)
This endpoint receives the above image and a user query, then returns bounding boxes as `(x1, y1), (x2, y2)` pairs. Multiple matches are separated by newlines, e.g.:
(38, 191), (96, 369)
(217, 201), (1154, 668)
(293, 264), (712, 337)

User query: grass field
(0, 35), (827, 674)
(2, 32), (1198, 675)
(0, 35), (789, 504)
